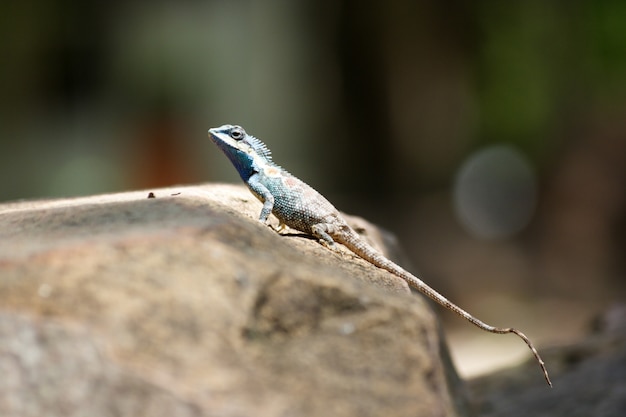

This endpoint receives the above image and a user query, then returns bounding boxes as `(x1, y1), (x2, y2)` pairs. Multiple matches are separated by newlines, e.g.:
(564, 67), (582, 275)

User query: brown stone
(0, 184), (463, 417)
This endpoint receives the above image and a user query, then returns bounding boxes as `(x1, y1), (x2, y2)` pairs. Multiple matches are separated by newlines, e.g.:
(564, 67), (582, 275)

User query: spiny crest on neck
(249, 134), (291, 175)
(246, 134), (273, 162)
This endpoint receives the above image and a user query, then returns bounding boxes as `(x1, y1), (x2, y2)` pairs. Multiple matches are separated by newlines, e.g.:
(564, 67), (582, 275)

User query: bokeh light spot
(453, 145), (537, 239)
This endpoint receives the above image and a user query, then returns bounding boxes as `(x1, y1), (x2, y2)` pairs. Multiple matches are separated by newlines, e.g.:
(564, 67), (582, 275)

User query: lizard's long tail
(333, 226), (552, 387)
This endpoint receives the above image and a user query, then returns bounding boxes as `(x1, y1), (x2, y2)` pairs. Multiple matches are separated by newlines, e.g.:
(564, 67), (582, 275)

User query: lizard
(208, 124), (552, 387)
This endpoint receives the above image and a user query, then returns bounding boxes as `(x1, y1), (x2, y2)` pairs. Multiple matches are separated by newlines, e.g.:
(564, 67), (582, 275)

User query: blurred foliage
(474, 1), (626, 159)
(0, 0), (623, 199)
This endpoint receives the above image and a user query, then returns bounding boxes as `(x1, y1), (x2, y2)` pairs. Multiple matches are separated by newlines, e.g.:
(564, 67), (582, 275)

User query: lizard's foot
(319, 239), (345, 255)
(276, 221), (288, 234)
(318, 238), (334, 248)
(265, 220), (288, 234)
(258, 218), (276, 231)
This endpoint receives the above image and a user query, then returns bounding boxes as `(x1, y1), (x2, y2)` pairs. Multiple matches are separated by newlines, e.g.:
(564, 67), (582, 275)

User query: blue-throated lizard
(209, 124), (551, 386)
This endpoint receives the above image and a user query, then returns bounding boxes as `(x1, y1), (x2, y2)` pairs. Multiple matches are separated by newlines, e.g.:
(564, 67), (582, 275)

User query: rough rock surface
(0, 184), (465, 417)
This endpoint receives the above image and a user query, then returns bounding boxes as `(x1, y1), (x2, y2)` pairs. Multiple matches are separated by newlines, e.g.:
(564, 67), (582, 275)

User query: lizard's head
(208, 124), (273, 162)
(208, 124), (247, 148)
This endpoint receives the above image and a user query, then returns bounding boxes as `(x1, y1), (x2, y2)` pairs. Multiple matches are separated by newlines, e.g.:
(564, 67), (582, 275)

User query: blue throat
(217, 143), (256, 182)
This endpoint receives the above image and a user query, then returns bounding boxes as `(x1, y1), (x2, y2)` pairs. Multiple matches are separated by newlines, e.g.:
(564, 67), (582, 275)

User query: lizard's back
(252, 169), (343, 235)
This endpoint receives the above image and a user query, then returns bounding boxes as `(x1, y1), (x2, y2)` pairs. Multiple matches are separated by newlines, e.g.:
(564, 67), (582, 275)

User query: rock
(468, 303), (626, 417)
(0, 184), (465, 417)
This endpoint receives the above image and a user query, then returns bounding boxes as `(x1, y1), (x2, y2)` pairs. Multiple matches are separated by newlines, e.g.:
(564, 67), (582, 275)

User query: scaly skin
(209, 124), (551, 387)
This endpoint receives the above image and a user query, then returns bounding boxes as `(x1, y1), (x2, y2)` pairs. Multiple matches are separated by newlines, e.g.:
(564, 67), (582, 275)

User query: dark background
(1, 0), (624, 378)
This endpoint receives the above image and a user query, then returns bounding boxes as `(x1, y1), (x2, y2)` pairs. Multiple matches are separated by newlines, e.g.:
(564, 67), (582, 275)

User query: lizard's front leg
(247, 174), (274, 224)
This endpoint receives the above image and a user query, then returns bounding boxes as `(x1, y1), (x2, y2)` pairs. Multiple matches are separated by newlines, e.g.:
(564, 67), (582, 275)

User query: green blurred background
(1, 0), (624, 378)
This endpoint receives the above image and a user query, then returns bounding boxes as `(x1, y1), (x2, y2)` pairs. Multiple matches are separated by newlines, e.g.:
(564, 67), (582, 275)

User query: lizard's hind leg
(311, 224), (337, 248)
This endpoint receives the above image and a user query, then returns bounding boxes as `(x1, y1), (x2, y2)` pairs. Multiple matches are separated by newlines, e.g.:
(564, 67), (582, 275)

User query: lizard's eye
(229, 128), (244, 140)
